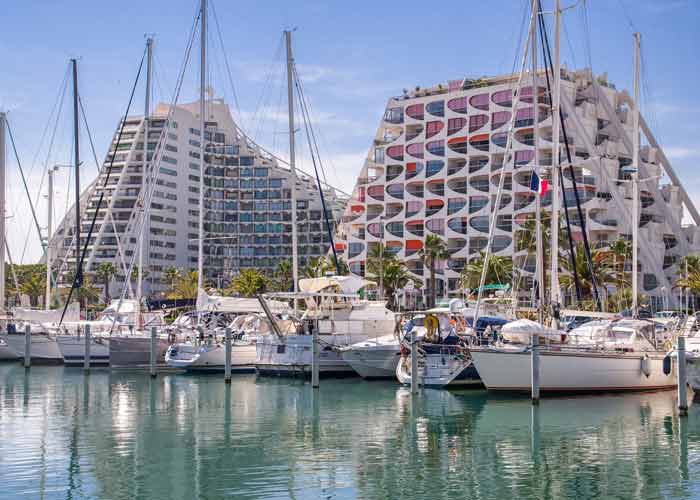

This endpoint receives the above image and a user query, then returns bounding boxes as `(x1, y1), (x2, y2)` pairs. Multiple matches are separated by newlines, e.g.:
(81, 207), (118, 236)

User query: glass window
(447, 117), (467, 136)
(426, 101), (444, 117)
(405, 103), (424, 120)
(447, 97), (468, 114)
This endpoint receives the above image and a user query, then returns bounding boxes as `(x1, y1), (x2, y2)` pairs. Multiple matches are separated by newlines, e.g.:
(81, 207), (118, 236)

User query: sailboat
(469, 0), (677, 393)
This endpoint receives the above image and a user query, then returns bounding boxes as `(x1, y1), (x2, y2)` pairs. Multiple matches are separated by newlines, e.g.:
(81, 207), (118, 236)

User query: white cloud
(665, 147), (700, 160)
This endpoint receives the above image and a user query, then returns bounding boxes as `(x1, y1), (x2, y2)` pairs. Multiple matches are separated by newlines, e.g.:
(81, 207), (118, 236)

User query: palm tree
(382, 259), (420, 310)
(162, 266), (181, 294)
(273, 260), (293, 292)
(418, 234), (450, 308)
(95, 262), (117, 303)
(366, 244), (397, 297)
(608, 237), (632, 291)
(19, 273), (46, 307)
(63, 270), (101, 311)
(559, 242), (616, 304)
(229, 269), (269, 297)
(675, 255), (700, 310)
(167, 270), (200, 300)
(460, 252), (513, 294)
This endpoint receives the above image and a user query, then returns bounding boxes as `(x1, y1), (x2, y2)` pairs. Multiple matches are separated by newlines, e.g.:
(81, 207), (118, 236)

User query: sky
(1, 0), (699, 263)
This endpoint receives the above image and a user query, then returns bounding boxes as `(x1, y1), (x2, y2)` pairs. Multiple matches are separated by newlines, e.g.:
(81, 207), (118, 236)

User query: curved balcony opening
(470, 93), (489, 111)
(386, 145), (404, 161)
(493, 235), (512, 253)
(448, 258), (466, 273)
(406, 220), (424, 237)
(447, 197), (467, 215)
(641, 191), (654, 209)
(426, 100), (445, 117)
(406, 259), (425, 276)
(385, 240), (403, 256)
(469, 195), (488, 213)
(564, 187), (595, 207)
(349, 261), (365, 275)
(589, 209), (617, 228)
(348, 242), (364, 259)
(470, 237), (488, 253)
(448, 136), (468, 154)
(405, 124), (424, 142)
(427, 180), (445, 197)
(492, 89), (513, 107)
(386, 183), (404, 200)
(514, 192), (535, 210)
(514, 108), (534, 128)
(470, 215), (490, 233)
(469, 156), (489, 173)
(425, 160), (444, 178)
(496, 214), (512, 232)
(514, 128), (534, 146)
(405, 162), (423, 180)
(469, 114), (489, 133)
(663, 254), (678, 269)
(366, 204), (384, 220)
(386, 221), (404, 238)
(491, 132), (508, 149)
(447, 117), (467, 136)
(425, 120), (444, 139)
(448, 217), (469, 235)
(385, 202), (403, 219)
(515, 171), (533, 188)
(425, 199), (445, 217)
(426, 140), (445, 157)
(406, 182), (424, 198)
(447, 177), (468, 195)
(447, 157), (467, 176)
(469, 134), (490, 152)
(406, 142), (424, 159)
(367, 222), (383, 238)
(406, 103), (424, 121)
(405, 200), (422, 218)
(514, 150), (534, 167)
(405, 239), (423, 257)
(521, 86), (549, 105)
(491, 154), (505, 172)
(491, 173), (512, 190)
(491, 110), (511, 130)
(495, 193), (512, 210)
(386, 164), (404, 182)
(367, 185), (385, 202)
(470, 176), (490, 193)
(448, 96), (468, 114)
(426, 218), (445, 236)
(448, 238), (467, 255)
(514, 212), (533, 227)
(664, 235), (678, 249)
(643, 273), (658, 292)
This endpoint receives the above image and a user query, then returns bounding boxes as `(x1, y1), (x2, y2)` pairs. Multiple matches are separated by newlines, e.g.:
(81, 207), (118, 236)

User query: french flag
(530, 172), (549, 197)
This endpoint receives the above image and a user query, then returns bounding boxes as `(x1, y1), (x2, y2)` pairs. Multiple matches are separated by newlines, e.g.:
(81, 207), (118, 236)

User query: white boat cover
(567, 320), (613, 344)
(196, 289), (288, 313)
(102, 299), (138, 314)
(13, 303), (80, 323)
(500, 319), (561, 344)
(298, 276), (375, 295)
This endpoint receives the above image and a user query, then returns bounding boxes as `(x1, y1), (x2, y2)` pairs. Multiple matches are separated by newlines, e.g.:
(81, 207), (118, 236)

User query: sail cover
(13, 303), (80, 323)
(196, 289), (288, 313)
(298, 276), (375, 295)
(500, 319), (562, 344)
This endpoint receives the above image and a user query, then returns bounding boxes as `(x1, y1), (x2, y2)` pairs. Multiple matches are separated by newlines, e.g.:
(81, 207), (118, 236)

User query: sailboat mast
(197, 0), (206, 291)
(532, 0), (544, 324)
(0, 112), (5, 315)
(45, 167), (54, 310)
(549, 0), (561, 324)
(137, 36), (153, 325)
(631, 32), (641, 317)
(285, 30), (299, 293)
(72, 58), (82, 290)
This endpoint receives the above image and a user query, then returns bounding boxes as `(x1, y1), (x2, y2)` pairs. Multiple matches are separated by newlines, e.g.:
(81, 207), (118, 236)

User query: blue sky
(1, 0), (699, 263)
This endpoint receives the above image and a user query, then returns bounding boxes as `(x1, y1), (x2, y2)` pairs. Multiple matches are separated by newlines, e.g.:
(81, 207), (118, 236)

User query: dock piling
(311, 325), (319, 388)
(24, 324), (31, 368)
(83, 324), (91, 373)
(410, 329), (418, 395)
(149, 326), (157, 378)
(678, 335), (688, 416)
(224, 327), (232, 384)
(531, 333), (540, 405)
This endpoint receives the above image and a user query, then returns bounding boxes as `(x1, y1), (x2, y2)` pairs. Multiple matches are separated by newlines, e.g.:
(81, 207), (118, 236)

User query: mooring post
(224, 327), (232, 384)
(83, 324), (91, 373)
(24, 323), (31, 368)
(150, 326), (157, 378)
(531, 332), (540, 405)
(678, 335), (688, 416)
(311, 324), (320, 389)
(410, 328), (419, 395)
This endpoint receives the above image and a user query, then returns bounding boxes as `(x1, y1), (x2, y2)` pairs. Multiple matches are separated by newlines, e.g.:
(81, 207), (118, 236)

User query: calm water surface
(1, 364), (699, 499)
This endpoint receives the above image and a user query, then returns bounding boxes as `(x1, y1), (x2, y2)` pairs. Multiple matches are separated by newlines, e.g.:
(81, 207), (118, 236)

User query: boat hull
(470, 347), (676, 393)
(109, 336), (170, 368)
(56, 336), (110, 366)
(339, 344), (400, 379)
(396, 351), (480, 388)
(166, 342), (256, 372)
(0, 340), (19, 361)
(3, 333), (64, 365)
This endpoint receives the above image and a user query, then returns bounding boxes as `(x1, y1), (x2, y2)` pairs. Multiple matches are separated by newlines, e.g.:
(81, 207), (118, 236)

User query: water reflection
(0, 365), (699, 499)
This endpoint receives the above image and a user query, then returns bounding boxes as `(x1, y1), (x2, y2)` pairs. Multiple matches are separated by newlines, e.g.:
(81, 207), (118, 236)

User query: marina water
(1, 365), (699, 499)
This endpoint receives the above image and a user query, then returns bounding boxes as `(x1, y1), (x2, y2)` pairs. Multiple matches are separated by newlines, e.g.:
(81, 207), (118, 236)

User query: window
(448, 137), (468, 154)
(469, 114), (488, 132)
(425, 121), (444, 139)
(374, 147), (385, 164)
(470, 93), (489, 110)
(405, 103), (424, 120)
(425, 160), (444, 177)
(384, 107), (404, 124)
(447, 96), (468, 114)
(426, 140), (444, 157)
(165, 144), (178, 153)
(386, 145), (404, 161)
(492, 90), (513, 107)
(426, 101), (444, 117)
(406, 143), (424, 159)
(491, 111), (511, 130)
(160, 167), (177, 176)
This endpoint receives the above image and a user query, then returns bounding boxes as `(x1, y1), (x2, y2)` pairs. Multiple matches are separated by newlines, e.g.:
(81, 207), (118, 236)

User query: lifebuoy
(425, 315), (439, 342)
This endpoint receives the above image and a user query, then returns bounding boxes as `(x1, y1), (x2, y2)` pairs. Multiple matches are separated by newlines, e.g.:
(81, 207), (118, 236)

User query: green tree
(559, 242), (616, 303)
(167, 270), (201, 300)
(19, 273), (46, 307)
(273, 260), (293, 292)
(460, 252), (513, 293)
(229, 269), (269, 297)
(63, 270), (101, 310)
(162, 266), (182, 294)
(418, 234), (450, 308)
(95, 262), (117, 303)
(366, 244), (397, 297)
(382, 259), (421, 310)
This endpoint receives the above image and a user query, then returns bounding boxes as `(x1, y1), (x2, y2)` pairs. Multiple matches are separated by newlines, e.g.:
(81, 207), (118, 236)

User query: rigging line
(537, 2), (582, 304)
(59, 48), (146, 326)
(616, 0), (637, 32)
(210, 0), (243, 128)
(539, 0), (601, 311)
(5, 241), (22, 302)
(293, 65), (340, 273)
(292, 65), (329, 186)
(5, 120), (47, 253)
(249, 35), (284, 143)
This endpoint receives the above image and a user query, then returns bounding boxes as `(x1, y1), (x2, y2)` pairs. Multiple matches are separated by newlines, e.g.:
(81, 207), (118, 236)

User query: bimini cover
(298, 276), (375, 295)
(196, 289), (288, 313)
(567, 320), (613, 345)
(500, 319), (561, 344)
(102, 299), (138, 315)
(13, 302), (80, 323)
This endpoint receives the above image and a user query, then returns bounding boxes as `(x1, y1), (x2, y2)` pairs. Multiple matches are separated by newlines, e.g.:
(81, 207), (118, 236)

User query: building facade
(335, 68), (700, 309)
(50, 99), (346, 297)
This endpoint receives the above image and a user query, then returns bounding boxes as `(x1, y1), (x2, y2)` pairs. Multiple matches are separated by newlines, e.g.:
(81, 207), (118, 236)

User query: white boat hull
(3, 333), (64, 365)
(339, 343), (400, 379)
(166, 342), (257, 372)
(0, 339), (18, 361)
(56, 335), (110, 366)
(470, 347), (676, 392)
(256, 334), (369, 377)
(396, 350), (480, 388)
(109, 336), (170, 367)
